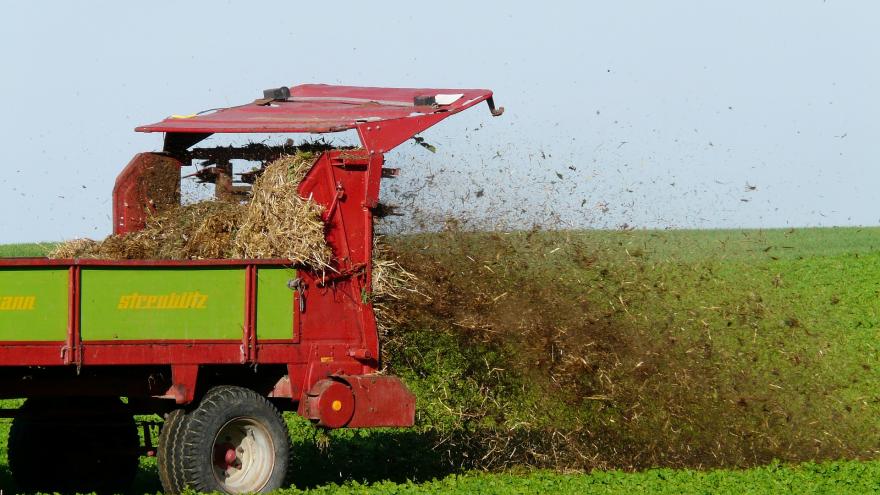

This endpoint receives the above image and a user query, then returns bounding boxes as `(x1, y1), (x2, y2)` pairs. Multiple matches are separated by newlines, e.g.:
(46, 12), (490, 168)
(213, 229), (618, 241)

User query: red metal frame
(0, 258), (291, 267)
(244, 264), (256, 363)
(136, 84), (498, 136)
(72, 266), (82, 367)
(64, 266), (76, 365)
(0, 83), (501, 429)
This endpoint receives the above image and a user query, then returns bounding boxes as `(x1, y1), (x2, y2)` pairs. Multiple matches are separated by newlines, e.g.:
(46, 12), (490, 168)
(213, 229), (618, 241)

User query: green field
(1, 227), (879, 494)
(0, 243), (55, 258)
(221, 460), (880, 494)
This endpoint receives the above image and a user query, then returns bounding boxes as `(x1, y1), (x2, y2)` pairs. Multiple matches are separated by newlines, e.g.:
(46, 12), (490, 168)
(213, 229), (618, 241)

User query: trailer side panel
(80, 267), (245, 341)
(255, 267), (298, 341)
(0, 267), (68, 341)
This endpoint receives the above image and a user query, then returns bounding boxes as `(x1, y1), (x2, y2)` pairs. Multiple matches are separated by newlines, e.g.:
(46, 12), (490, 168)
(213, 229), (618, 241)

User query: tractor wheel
(157, 408), (191, 493)
(177, 385), (291, 493)
(8, 397), (140, 494)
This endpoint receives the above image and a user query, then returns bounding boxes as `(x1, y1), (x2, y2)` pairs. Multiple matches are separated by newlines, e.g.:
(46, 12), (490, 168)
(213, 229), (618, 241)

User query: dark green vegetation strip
(261, 460), (880, 494)
(1, 227), (879, 493)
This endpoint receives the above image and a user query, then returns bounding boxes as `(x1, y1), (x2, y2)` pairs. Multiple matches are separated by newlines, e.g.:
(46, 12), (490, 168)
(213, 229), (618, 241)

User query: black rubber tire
(158, 408), (191, 494)
(8, 397), (140, 494)
(180, 385), (291, 493)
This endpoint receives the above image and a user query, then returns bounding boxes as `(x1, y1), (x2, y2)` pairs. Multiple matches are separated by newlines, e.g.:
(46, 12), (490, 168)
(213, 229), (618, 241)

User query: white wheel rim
(212, 417), (275, 493)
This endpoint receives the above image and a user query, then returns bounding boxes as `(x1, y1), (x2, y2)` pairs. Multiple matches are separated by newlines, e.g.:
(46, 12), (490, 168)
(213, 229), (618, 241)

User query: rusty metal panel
(112, 153), (181, 235)
(343, 374), (416, 428)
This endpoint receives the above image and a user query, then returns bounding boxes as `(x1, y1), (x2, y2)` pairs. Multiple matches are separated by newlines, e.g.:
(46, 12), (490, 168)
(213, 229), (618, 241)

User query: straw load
(50, 151), (412, 303)
(50, 153), (330, 267)
(370, 239), (423, 334)
(51, 201), (246, 261)
(233, 153), (330, 268)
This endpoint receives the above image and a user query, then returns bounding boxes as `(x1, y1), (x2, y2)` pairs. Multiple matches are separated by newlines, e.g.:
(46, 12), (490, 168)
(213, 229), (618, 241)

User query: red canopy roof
(136, 84), (496, 134)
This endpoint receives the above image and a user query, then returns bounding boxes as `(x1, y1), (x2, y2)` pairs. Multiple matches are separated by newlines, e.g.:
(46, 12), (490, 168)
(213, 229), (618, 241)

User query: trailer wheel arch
(169, 364), (293, 407)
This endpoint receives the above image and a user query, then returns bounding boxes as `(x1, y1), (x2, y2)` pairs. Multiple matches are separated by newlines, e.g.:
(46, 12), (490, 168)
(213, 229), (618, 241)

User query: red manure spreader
(0, 84), (502, 493)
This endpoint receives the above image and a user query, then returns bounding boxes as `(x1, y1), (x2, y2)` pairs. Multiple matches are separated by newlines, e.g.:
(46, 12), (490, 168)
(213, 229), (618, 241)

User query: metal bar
(246, 265), (258, 363)
(72, 266), (82, 369)
(287, 96), (414, 107)
(321, 186), (344, 222)
(169, 364), (199, 404)
(0, 258), (295, 268)
(64, 266), (75, 365)
(364, 210), (373, 292)
(323, 154), (354, 272)
(292, 273), (302, 345)
(73, 258), (293, 267)
(82, 343), (245, 366)
(241, 266), (251, 364)
(0, 344), (82, 366)
(363, 150), (383, 209)
(361, 210), (380, 367)
(0, 258), (73, 266)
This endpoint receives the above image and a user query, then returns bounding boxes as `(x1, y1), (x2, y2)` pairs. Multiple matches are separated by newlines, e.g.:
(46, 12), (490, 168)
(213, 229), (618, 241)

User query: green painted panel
(0, 268), (68, 341)
(256, 267), (297, 340)
(80, 268), (245, 341)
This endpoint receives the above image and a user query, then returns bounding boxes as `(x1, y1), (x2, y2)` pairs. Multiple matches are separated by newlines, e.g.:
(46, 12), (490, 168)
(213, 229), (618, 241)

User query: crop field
(0, 243), (56, 258)
(1, 226), (879, 493)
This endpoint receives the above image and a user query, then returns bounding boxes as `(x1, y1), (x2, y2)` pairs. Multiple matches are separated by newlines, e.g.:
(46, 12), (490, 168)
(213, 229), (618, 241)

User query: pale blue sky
(0, 1), (877, 243)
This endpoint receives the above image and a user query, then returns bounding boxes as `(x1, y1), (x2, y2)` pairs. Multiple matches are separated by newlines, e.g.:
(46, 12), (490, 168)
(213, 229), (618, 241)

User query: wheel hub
(224, 448), (238, 467)
(211, 417), (275, 493)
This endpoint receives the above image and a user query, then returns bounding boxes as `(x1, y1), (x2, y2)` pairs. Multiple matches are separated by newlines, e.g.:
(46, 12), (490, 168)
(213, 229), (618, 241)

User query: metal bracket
(315, 264), (366, 288)
(322, 182), (346, 221)
(287, 278), (306, 313)
(486, 96), (505, 117)
(262, 86), (291, 100)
